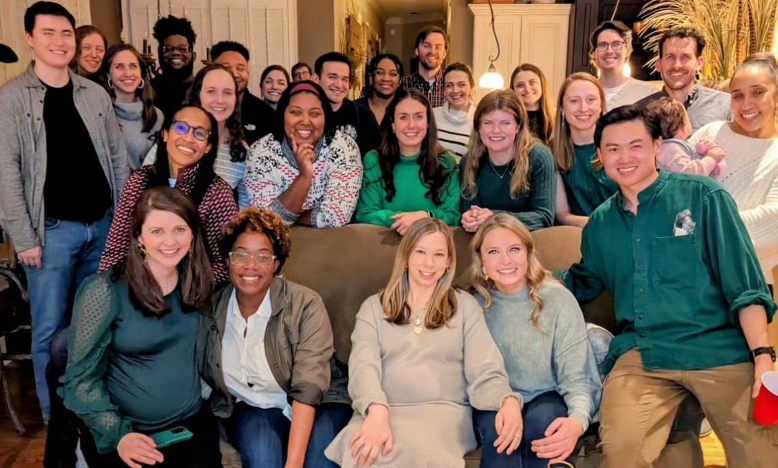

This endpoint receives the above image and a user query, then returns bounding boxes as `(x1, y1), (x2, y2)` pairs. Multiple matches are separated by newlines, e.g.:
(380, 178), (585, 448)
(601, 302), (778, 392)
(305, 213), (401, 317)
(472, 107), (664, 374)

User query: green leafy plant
(639, 0), (778, 82)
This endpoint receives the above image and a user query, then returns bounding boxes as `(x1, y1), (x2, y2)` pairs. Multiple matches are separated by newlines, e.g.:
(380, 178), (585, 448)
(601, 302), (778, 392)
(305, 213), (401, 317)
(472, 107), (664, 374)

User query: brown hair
(381, 218), (458, 329)
(462, 90), (537, 200)
(468, 213), (552, 333)
(71, 25), (108, 76)
(509, 64), (554, 143)
(731, 52), (778, 91)
(220, 207), (291, 275)
(123, 187), (214, 316)
(551, 73), (607, 172)
(645, 97), (688, 140)
(102, 44), (159, 133)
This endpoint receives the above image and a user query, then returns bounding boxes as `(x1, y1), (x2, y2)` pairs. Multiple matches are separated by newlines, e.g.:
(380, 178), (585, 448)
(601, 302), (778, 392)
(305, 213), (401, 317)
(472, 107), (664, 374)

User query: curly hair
(220, 207), (292, 275)
(153, 15), (197, 50)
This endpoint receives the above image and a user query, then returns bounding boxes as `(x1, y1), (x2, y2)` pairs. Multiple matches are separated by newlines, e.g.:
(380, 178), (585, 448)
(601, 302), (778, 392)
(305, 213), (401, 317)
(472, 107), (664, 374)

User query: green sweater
(560, 143), (619, 216)
(460, 144), (556, 231)
(356, 150), (461, 226)
(59, 273), (202, 454)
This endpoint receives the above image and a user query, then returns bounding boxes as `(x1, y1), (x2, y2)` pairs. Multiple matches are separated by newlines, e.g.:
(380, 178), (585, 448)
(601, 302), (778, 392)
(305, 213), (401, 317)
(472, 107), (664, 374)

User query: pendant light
(478, 0), (504, 89)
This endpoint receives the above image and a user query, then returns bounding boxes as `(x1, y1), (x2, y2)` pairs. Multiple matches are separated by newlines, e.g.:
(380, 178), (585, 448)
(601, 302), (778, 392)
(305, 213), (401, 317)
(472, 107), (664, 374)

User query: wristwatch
(751, 346), (776, 362)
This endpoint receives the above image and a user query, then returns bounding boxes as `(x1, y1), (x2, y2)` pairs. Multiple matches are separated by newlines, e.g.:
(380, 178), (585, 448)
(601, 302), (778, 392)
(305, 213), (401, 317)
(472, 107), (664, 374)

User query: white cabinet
(0, 0), (92, 86)
(469, 4), (571, 102)
(121, 0), (297, 95)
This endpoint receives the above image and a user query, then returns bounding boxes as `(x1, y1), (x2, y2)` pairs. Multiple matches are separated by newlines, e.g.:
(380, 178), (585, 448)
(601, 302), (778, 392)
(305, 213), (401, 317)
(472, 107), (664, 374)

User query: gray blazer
(0, 64), (130, 252)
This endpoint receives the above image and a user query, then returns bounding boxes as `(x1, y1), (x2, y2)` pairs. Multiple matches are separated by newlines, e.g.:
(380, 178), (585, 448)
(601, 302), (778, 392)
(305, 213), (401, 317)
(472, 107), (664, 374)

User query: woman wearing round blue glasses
(99, 105), (239, 285)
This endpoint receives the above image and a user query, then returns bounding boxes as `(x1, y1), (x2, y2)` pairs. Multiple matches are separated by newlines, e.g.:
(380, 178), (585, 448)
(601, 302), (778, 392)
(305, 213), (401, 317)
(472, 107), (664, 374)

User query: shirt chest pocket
(651, 234), (700, 289)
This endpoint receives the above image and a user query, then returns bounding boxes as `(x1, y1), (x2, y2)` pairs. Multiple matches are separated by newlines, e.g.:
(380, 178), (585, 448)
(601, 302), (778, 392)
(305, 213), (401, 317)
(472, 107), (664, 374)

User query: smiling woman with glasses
(98, 105), (238, 285)
(199, 207), (344, 468)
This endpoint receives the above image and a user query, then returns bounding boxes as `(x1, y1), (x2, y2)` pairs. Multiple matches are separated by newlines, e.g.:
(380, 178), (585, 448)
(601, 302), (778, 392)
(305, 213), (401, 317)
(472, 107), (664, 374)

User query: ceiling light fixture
(478, 0), (504, 90)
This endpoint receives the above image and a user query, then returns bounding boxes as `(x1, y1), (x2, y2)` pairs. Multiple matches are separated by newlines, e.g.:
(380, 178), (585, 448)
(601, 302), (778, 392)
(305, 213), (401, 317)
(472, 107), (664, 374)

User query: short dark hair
(152, 15), (197, 49)
(594, 105), (661, 148)
(589, 20), (632, 54)
(211, 40), (249, 62)
(220, 207), (292, 275)
(414, 26), (448, 50)
(314, 52), (351, 76)
(24, 1), (76, 34)
(291, 62), (311, 76)
(658, 26), (705, 58)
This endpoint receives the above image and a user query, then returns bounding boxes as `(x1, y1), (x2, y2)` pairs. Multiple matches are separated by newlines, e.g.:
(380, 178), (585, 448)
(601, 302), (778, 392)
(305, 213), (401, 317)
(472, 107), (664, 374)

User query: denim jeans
(475, 391), (569, 468)
(225, 401), (352, 468)
(22, 213), (111, 420)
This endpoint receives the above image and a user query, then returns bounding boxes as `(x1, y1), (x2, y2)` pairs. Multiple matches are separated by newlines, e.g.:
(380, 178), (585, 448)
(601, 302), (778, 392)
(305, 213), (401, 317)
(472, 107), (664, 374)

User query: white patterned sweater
(690, 121), (778, 283)
(245, 131), (363, 228)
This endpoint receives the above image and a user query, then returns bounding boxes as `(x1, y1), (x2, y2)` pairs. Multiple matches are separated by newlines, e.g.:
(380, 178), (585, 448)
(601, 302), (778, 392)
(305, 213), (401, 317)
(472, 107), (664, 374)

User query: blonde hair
(468, 213), (552, 333)
(551, 73), (607, 173)
(462, 90), (538, 200)
(381, 218), (458, 329)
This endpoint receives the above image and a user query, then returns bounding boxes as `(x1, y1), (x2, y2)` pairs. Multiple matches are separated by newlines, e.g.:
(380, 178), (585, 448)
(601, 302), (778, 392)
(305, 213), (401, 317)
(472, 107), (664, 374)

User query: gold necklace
(411, 301), (430, 335)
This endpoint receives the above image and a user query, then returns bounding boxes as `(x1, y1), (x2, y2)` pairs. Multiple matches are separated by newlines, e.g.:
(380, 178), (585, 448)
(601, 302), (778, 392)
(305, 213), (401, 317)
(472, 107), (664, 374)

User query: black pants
(79, 405), (223, 468)
(43, 328), (78, 468)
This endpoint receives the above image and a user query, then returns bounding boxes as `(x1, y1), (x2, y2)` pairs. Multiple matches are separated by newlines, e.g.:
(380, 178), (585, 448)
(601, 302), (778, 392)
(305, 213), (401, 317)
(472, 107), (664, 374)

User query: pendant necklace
(411, 301), (430, 335)
(489, 158), (510, 179)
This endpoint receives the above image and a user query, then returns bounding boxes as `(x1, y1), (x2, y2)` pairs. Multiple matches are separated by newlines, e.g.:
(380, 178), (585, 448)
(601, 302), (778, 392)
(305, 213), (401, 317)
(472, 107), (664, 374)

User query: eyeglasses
(162, 45), (192, 54)
(171, 120), (210, 141)
(293, 71), (311, 79)
(595, 41), (626, 52)
(229, 252), (277, 266)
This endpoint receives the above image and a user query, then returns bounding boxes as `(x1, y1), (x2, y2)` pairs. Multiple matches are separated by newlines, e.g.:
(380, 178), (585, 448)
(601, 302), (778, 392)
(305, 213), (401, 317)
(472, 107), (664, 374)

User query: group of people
(0, 1), (777, 468)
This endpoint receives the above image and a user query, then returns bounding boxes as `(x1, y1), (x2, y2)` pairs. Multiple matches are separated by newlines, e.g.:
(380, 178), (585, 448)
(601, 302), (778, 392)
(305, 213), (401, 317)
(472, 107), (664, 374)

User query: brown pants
(599, 349), (778, 468)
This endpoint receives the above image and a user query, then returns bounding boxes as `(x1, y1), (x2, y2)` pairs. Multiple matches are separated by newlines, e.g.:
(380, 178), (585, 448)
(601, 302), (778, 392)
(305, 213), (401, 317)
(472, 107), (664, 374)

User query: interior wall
(334, 0), (386, 52)
(446, 0), (473, 67)
(90, 0), (122, 45)
(384, 16), (445, 74)
(297, 0), (336, 67)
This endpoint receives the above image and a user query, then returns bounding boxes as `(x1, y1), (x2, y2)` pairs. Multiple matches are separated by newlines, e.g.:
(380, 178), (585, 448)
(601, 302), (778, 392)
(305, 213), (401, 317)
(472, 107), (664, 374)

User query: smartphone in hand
(149, 426), (193, 449)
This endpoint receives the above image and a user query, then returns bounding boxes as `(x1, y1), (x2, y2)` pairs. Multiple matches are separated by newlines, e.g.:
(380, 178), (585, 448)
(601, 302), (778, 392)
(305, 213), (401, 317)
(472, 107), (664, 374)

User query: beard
(419, 56), (440, 71)
(160, 60), (195, 82)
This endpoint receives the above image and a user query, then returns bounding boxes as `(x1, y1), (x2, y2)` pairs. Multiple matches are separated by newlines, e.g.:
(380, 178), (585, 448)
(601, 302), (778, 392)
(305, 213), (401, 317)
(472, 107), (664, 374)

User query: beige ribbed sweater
(690, 121), (778, 283)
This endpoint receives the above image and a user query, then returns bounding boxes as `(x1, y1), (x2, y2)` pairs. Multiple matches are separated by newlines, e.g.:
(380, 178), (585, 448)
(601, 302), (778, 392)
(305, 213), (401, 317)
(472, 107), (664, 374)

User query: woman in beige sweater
(325, 218), (523, 468)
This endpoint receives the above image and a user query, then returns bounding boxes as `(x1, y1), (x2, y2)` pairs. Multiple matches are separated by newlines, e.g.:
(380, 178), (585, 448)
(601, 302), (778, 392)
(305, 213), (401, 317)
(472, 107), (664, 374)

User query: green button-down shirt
(564, 171), (775, 373)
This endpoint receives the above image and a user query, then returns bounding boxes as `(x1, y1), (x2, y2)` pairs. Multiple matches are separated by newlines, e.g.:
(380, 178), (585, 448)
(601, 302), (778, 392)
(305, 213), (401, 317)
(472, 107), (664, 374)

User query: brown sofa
(222, 224), (704, 467)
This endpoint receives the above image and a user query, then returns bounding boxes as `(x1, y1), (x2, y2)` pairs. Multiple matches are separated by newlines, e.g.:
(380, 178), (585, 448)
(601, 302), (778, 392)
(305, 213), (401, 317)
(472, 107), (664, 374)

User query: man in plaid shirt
(402, 26), (447, 107)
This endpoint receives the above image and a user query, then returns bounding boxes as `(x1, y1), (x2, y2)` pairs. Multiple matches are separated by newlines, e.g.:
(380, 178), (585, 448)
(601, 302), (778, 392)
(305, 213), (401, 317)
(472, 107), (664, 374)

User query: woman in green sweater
(60, 187), (220, 468)
(356, 88), (460, 234)
(460, 90), (556, 233)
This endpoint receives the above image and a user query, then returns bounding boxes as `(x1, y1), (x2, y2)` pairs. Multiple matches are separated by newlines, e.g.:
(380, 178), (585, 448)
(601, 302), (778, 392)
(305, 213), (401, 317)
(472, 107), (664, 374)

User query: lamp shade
(479, 64), (504, 89)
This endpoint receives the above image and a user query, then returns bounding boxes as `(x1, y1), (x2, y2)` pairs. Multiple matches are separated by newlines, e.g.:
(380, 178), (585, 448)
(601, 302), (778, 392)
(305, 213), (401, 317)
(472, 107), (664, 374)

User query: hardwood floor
(0, 361), (728, 468)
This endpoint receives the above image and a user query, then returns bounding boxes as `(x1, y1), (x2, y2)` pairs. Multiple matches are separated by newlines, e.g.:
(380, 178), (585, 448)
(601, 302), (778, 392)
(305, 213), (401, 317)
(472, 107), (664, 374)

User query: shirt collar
(661, 81), (701, 109)
(23, 63), (87, 89)
(227, 286), (273, 327)
(616, 170), (667, 212)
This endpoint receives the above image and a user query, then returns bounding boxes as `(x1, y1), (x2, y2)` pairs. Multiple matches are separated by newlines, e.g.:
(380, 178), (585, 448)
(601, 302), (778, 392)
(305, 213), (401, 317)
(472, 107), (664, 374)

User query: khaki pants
(599, 349), (778, 468)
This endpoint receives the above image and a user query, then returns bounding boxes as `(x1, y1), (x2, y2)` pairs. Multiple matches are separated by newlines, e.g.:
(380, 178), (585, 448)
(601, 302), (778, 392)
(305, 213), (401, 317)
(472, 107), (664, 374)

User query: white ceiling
(378, 0), (448, 17)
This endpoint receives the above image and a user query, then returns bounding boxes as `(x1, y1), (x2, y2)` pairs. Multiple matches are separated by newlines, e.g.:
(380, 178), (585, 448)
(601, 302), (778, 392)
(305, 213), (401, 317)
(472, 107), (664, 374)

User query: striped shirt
(433, 102), (474, 162)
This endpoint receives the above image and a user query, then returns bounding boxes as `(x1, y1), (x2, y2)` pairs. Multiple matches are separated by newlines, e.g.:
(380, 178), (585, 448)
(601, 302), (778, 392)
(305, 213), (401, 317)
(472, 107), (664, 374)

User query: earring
(482, 266), (489, 281)
(107, 78), (114, 89)
(138, 241), (148, 259)
(138, 78), (145, 90)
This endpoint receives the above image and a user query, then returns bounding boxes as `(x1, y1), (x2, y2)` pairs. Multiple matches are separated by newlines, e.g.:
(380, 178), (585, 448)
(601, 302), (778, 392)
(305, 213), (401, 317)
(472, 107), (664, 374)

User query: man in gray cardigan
(0, 1), (129, 420)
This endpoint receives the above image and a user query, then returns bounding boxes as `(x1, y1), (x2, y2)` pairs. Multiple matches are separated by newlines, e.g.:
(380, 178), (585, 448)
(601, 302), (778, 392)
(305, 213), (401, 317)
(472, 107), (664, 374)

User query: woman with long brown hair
(460, 90), (555, 233)
(469, 213), (600, 468)
(60, 187), (221, 468)
(510, 64), (554, 144)
(325, 218), (522, 467)
(551, 73), (617, 227)
(102, 43), (163, 168)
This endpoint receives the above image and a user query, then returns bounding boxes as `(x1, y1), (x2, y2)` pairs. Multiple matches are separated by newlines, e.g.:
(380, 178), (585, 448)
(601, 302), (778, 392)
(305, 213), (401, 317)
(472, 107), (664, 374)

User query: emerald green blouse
(560, 143), (619, 216)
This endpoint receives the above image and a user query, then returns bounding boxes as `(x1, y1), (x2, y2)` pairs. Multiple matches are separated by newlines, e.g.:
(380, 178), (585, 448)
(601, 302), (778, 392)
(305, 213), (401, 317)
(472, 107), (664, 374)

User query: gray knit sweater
(475, 280), (601, 431)
(114, 100), (163, 169)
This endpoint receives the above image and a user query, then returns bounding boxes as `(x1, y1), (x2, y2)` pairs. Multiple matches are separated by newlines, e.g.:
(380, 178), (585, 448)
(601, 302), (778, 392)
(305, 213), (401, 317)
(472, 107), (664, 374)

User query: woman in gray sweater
(103, 44), (163, 168)
(469, 213), (601, 468)
(325, 218), (522, 468)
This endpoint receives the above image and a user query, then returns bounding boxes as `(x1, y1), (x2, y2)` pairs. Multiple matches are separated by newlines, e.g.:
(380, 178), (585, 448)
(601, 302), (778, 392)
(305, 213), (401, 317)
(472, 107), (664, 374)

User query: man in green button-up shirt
(564, 106), (778, 468)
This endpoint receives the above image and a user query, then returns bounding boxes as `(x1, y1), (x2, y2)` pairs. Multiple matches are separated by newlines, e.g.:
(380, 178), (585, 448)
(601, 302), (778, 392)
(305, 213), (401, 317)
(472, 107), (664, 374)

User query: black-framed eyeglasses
(595, 41), (626, 52)
(228, 252), (277, 266)
(162, 45), (192, 54)
(171, 120), (210, 141)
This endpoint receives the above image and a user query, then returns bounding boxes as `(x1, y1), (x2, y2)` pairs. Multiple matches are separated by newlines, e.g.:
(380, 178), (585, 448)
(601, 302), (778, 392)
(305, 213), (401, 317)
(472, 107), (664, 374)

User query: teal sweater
(560, 143), (619, 216)
(475, 281), (601, 431)
(356, 150), (461, 226)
